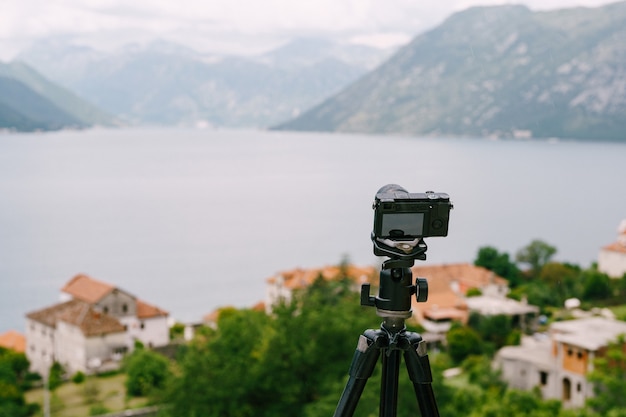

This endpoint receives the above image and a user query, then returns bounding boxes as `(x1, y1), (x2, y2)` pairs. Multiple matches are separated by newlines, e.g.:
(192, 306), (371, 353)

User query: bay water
(1, 127), (625, 333)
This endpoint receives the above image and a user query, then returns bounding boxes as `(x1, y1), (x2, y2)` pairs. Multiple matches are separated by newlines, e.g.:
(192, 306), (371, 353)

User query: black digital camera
(372, 184), (452, 259)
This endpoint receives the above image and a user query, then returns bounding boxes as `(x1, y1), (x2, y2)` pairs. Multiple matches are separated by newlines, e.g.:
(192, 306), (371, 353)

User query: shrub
(72, 371), (86, 384)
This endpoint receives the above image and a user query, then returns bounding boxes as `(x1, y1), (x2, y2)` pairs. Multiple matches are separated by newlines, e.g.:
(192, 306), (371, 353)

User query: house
(598, 219), (626, 278)
(0, 330), (26, 353)
(464, 295), (539, 332)
(265, 264), (377, 311)
(25, 274), (169, 376)
(494, 317), (626, 408)
(410, 263), (511, 332)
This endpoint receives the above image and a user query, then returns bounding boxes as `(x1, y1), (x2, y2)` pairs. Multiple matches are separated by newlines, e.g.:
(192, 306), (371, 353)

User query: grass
(25, 372), (149, 417)
(609, 304), (626, 321)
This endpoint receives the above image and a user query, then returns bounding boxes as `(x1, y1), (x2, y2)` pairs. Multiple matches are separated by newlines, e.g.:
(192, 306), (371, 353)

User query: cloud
(0, 0), (618, 60)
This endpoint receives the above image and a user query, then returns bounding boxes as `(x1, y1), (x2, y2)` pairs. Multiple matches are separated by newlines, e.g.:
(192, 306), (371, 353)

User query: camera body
(372, 184), (452, 259)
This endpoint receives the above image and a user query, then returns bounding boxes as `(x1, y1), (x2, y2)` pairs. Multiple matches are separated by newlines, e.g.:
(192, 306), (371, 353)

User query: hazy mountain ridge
(275, 2), (626, 141)
(0, 61), (117, 132)
(17, 38), (392, 127)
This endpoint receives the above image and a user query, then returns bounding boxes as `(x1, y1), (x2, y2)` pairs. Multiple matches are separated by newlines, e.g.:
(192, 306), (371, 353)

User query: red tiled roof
(412, 263), (507, 292)
(62, 274), (115, 303)
(27, 299), (125, 337)
(410, 263), (507, 323)
(268, 264), (377, 290)
(602, 242), (626, 254)
(136, 300), (168, 319)
(0, 330), (26, 353)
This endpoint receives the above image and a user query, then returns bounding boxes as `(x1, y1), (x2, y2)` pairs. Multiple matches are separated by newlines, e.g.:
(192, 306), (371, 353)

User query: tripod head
(362, 184), (453, 322)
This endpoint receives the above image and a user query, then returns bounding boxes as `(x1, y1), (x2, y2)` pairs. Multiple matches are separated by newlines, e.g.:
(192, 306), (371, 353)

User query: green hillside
(0, 61), (115, 132)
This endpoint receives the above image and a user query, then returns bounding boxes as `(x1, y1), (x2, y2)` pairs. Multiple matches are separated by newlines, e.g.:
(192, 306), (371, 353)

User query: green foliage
(446, 324), (484, 364)
(539, 262), (583, 305)
(48, 362), (64, 391)
(582, 270), (612, 301)
(587, 334), (626, 414)
(516, 240), (557, 278)
(124, 348), (171, 397)
(89, 403), (111, 416)
(0, 348), (37, 417)
(475, 246), (521, 286)
(466, 287), (482, 297)
(167, 276), (391, 417)
(468, 313), (516, 353)
(169, 322), (185, 340)
(72, 371), (86, 384)
(509, 280), (560, 311)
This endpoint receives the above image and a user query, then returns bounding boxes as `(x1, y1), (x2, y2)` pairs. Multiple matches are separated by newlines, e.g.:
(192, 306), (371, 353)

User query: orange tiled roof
(269, 264), (377, 290)
(27, 299), (125, 337)
(602, 242), (626, 254)
(137, 300), (168, 319)
(62, 274), (116, 303)
(0, 330), (26, 353)
(412, 263), (507, 293)
(251, 301), (266, 312)
(410, 263), (506, 323)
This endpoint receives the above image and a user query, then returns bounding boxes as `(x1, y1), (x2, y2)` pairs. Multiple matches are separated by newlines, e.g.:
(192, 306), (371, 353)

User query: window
(140, 322), (145, 330)
(577, 382), (582, 392)
(103, 306), (109, 314)
(122, 304), (128, 313)
(540, 371), (548, 386)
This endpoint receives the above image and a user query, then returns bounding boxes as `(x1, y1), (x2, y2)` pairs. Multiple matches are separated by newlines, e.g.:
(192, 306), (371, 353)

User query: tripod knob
(415, 277), (428, 303)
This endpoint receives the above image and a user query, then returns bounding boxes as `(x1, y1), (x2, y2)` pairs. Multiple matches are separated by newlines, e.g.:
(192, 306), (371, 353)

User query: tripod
(332, 257), (440, 417)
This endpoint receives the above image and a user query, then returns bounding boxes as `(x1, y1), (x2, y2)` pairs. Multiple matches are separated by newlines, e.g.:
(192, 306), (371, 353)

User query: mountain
(0, 61), (116, 131)
(17, 38), (393, 128)
(0, 76), (85, 131)
(275, 2), (626, 141)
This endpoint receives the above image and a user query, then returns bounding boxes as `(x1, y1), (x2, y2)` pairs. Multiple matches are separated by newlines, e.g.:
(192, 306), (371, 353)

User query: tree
(0, 347), (38, 417)
(474, 246), (521, 286)
(587, 334), (626, 414)
(468, 313), (515, 353)
(539, 262), (582, 304)
(125, 347), (171, 397)
(47, 362), (64, 391)
(167, 275), (387, 417)
(446, 324), (483, 364)
(515, 240), (557, 277)
(167, 307), (273, 417)
(582, 270), (612, 301)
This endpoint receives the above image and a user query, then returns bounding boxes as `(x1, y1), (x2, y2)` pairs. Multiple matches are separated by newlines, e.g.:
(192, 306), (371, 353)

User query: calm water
(1, 127), (625, 333)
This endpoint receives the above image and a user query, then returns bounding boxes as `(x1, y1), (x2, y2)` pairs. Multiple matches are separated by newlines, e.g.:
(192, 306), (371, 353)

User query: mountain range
(15, 38), (392, 128)
(276, 2), (626, 141)
(0, 61), (115, 132)
(3, 2), (626, 140)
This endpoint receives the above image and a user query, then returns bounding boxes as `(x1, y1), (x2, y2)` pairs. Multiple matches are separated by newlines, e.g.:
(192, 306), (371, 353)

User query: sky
(0, 0), (619, 60)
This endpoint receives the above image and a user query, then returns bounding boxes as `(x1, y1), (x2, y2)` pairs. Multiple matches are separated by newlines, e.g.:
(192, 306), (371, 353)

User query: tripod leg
(333, 330), (383, 417)
(403, 333), (440, 417)
(380, 348), (401, 417)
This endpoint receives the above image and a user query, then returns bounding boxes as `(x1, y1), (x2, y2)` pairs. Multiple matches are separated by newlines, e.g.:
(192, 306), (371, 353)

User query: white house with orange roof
(598, 219), (626, 278)
(411, 263), (537, 333)
(495, 316), (626, 408)
(26, 274), (169, 375)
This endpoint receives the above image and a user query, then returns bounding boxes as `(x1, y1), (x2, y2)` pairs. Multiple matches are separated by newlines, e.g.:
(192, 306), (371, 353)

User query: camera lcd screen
(381, 212), (424, 237)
